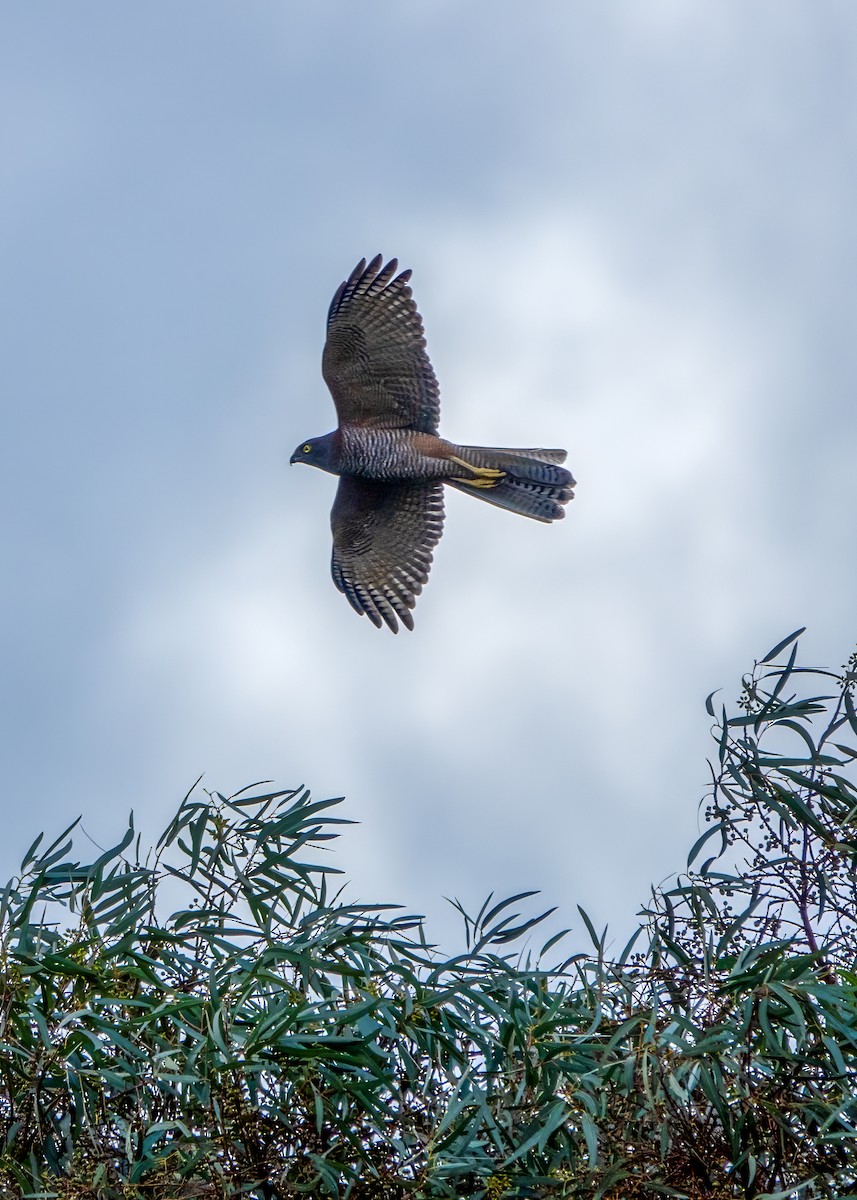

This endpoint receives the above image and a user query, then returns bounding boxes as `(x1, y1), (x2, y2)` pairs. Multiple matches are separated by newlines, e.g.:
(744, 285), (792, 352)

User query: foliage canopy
(1, 632), (856, 1198)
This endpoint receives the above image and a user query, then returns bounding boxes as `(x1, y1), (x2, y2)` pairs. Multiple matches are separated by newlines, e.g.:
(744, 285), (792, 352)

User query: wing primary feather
(364, 258), (398, 297)
(327, 256), (371, 326)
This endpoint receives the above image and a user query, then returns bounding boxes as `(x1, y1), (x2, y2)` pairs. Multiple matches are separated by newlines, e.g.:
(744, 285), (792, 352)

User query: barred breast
(338, 426), (453, 482)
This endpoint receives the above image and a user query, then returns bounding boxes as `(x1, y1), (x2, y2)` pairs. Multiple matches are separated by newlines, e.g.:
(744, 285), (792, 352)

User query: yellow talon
(448, 455), (505, 486)
(460, 476), (502, 488)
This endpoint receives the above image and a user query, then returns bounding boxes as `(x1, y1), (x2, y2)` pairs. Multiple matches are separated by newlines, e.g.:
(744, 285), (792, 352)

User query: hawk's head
(290, 433), (338, 475)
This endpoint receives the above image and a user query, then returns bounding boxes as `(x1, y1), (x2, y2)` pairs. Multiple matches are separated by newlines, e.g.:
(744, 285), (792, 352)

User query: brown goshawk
(291, 255), (574, 632)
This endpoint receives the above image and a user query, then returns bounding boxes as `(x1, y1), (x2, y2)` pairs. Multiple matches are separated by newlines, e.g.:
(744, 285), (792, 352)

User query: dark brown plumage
(291, 255), (575, 632)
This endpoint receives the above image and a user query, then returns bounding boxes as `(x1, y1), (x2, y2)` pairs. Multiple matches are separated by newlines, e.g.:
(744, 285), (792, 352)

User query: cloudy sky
(3, 3), (855, 953)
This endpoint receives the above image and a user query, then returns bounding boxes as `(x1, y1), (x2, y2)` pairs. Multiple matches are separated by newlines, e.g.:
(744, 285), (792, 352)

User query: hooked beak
(289, 451), (300, 465)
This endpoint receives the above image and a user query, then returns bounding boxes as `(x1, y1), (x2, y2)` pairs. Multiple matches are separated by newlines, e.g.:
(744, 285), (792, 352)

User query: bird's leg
(447, 455), (506, 487)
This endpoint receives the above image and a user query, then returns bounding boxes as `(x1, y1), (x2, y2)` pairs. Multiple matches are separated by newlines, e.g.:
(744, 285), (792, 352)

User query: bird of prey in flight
(291, 255), (574, 632)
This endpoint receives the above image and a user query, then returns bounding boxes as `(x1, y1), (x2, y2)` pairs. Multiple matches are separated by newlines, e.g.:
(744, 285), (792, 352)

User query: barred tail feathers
(447, 445), (575, 523)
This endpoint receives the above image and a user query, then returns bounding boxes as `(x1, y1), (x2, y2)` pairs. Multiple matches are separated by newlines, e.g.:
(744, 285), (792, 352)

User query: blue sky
(2, 3), (856, 951)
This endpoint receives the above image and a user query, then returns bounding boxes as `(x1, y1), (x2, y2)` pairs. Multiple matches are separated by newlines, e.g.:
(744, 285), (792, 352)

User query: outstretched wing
(330, 477), (444, 632)
(322, 255), (440, 433)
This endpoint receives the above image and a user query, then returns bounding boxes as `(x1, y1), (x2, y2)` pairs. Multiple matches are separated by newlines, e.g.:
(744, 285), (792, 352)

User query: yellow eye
(303, 444), (312, 453)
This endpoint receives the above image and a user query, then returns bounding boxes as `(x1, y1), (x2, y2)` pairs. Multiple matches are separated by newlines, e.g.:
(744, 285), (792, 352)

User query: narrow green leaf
(760, 627), (806, 665)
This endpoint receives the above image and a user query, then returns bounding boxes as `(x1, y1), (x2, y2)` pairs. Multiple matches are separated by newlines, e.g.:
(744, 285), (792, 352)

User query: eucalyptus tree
(1, 633), (855, 1198)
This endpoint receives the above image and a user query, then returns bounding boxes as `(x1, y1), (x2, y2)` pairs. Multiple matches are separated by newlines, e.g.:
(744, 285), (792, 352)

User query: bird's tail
(445, 445), (575, 523)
